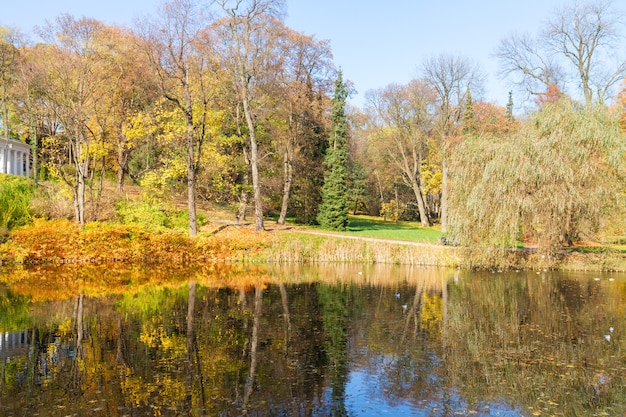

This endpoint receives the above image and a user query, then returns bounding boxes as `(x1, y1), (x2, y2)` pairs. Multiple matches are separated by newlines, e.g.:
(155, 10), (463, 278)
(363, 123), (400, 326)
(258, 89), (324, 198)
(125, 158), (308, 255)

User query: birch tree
(214, 0), (286, 231)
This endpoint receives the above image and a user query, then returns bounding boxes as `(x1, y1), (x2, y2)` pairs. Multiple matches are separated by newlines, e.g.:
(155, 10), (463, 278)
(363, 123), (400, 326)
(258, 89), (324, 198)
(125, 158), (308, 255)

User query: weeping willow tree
(449, 98), (626, 268)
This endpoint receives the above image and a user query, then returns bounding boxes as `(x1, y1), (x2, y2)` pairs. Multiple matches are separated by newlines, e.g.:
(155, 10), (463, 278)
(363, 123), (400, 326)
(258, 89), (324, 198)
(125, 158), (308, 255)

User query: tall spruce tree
(506, 91), (514, 119)
(317, 71), (349, 230)
(462, 85), (475, 134)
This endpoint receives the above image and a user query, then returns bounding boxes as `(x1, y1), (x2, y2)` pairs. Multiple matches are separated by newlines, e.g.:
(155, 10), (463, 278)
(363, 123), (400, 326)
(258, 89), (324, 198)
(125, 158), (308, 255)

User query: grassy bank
(0, 218), (457, 267)
(5, 218), (626, 272)
(343, 216), (442, 242)
(262, 230), (459, 266)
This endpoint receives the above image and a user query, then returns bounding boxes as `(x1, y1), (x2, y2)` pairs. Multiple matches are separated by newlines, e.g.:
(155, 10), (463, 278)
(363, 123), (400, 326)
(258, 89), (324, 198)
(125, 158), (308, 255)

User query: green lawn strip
(302, 215), (442, 243)
(568, 245), (626, 254)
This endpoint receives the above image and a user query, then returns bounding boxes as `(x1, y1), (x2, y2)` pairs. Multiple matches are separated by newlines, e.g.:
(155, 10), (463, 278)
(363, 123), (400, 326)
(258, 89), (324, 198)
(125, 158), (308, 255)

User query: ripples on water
(0, 264), (624, 416)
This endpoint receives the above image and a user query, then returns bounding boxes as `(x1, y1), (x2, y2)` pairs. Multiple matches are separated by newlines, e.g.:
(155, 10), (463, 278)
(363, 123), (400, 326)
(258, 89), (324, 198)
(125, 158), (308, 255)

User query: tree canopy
(317, 71), (349, 230)
(448, 98), (626, 267)
(1, 0), (626, 268)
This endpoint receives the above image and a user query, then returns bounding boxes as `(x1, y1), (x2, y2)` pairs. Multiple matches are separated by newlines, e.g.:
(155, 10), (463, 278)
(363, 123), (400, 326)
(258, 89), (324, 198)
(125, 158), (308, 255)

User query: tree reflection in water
(0, 263), (624, 416)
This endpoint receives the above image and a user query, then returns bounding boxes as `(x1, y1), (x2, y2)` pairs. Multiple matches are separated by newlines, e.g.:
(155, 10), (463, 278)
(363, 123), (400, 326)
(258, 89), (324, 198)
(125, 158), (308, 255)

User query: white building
(0, 137), (30, 177)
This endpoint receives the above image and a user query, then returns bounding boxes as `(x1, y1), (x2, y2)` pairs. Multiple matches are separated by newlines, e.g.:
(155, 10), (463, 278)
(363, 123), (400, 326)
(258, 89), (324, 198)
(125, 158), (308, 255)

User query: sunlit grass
(301, 215), (442, 243)
(346, 215), (442, 242)
(569, 245), (626, 254)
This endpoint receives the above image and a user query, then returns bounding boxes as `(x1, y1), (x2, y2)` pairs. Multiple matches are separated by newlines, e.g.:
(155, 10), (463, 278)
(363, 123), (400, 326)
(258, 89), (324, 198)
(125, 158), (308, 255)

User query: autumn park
(1, 0), (626, 415)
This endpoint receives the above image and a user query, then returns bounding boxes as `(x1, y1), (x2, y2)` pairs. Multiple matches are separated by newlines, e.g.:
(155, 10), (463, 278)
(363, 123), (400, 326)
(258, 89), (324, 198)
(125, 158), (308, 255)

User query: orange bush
(0, 219), (270, 265)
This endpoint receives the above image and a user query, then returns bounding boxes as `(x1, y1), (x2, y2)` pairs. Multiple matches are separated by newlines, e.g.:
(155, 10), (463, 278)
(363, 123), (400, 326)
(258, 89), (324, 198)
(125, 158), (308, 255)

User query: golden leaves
(0, 219), (273, 301)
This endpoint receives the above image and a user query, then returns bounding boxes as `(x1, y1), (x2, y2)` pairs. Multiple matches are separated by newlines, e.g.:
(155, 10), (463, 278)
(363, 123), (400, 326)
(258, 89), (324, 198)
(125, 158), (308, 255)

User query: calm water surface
(0, 263), (625, 416)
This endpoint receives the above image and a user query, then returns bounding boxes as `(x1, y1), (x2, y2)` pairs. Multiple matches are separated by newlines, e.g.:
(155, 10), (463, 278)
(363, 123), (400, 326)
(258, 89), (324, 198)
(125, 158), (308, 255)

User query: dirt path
(220, 221), (453, 249)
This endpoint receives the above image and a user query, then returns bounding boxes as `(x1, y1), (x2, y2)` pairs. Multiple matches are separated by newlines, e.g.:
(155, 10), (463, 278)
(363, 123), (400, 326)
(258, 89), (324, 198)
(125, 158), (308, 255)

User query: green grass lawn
(306, 215), (442, 243)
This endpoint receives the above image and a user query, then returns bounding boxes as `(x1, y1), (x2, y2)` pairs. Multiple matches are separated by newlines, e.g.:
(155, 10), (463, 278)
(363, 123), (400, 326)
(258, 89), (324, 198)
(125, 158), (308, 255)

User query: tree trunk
(398, 150), (431, 227)
(76, 142), (87, 227)
(278, 110), (295, 225)
(115, 140), (129, 193)
(187, 281), (196, 358)
(243, 285), (263, 413)
(116, 159), (125, 193)
(278, 142), (293, 225)
(440, 146), (449, 233)
(410, 178), (430, 228)
(187, 131), (197, 237)
(75, 293), (84, 350)
(26, 95), (37, 187)
(186, 281), (196, 409)
(77, 170), (86, 226)
(241, 84), (264, 231)
(237, 180), (249, 224)
(185, 89), (198, 237)
(71, 130), (88, 228)
(1, 86), (8, 139)
(279, 283), (291, 355)
(237, 147), (250, 225)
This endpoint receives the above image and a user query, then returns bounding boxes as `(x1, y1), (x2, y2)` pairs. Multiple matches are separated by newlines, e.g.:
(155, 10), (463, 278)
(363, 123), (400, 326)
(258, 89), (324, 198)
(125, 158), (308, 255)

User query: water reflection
(0, 264), (625, 416)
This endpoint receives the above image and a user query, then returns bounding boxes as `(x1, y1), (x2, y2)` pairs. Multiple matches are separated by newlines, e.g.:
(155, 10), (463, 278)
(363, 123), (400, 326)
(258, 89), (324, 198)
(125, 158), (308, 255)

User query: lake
(0, 263), (624, 416)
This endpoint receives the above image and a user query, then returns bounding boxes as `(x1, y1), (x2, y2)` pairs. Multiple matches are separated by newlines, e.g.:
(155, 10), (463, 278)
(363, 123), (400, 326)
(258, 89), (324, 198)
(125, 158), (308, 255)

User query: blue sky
(1, 0), (592, 108)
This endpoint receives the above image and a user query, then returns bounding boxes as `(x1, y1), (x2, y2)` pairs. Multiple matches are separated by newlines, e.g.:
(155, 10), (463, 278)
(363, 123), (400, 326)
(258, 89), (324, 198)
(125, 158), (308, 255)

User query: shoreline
(1, 219), (626, 272)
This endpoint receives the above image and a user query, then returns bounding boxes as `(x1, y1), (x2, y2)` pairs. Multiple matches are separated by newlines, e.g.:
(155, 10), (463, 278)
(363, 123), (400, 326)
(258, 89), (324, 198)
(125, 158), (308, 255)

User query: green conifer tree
(506, 91), (514, 119)
(317, 71), (349, 230)
(462, 85), (475, 134)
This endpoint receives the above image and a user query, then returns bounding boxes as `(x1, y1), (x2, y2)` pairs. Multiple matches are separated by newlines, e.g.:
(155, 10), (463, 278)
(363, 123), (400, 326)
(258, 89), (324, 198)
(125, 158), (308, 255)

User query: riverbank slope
(2, 219), (626, 271)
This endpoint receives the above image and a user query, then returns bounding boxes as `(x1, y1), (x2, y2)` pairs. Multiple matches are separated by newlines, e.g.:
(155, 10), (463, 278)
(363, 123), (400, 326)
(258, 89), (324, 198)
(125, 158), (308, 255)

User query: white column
(10, 149), (15, 175)
(25, 152), (30, 177)
(12, 149), (17, 175)
(16, 151), (22, 176)
(0, 146), (5, 174)
(6, 148), (12, 174)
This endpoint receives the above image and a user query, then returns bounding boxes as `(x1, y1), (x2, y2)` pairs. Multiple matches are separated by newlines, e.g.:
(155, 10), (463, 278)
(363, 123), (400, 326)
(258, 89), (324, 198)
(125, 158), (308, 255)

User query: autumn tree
(12, 43), (48, 185)
(273, 29), (333, 225)
(16, 44), (65, 184)
(618, 80), (626, 132)
(422, 54), (484, 232)
(365, 80), (435, 227)
(215, 0), (286, 231)
(317, 71), (349, 230)
(346, 160), (369, 215)
(94, 25), (159, 193)
(496, 0), (626, 107)
(535, 84), (563, 108)
(346, 109), (384, 217)
(449, 98), (626, 267)
(461, 86), (476, 138)
(285, 88), (329, 224)
(0, 28), (18, 134)
(37, 16), (113, 226)
(0, 27), (21, 172)
(495, 32), (564, 102)
(137, 0), (217, 237)
(462, 99), (517, 137)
